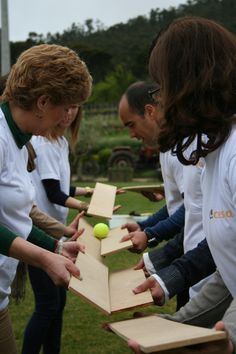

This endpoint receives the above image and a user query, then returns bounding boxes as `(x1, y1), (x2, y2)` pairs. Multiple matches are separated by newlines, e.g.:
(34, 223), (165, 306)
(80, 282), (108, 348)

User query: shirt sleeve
(0, 224), (18, 256)
(35, 141), (61, 180)
(27, 225), (57, 252)
(138, 205), (169, 230)
(42, 179), (69, 206)
(152, 238), (216, 299)
(144, 204), (185, 245)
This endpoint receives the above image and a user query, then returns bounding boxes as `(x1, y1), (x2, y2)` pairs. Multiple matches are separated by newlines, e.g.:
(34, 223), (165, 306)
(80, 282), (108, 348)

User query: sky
(6, 0), (184, 42)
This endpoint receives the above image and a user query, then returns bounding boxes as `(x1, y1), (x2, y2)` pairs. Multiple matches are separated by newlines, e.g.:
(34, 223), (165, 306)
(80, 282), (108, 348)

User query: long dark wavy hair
(149, 16), (236, 165)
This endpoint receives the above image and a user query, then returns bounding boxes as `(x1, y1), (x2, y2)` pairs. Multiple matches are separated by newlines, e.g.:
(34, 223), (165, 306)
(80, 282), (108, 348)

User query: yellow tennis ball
(93, 223), (109, 239)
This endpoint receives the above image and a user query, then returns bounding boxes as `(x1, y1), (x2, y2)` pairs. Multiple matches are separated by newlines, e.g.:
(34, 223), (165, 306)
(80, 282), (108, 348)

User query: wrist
(84, 186), (93, 196)
(144, 228), (159, 247)
(55, 238), (64, 255)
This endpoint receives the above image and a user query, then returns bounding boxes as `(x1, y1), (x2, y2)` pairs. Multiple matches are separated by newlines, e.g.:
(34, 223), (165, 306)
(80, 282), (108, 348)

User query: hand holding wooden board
(87, 182), (117, 219)
(108, 316), (226, 353)
(78, 217), (132, 259)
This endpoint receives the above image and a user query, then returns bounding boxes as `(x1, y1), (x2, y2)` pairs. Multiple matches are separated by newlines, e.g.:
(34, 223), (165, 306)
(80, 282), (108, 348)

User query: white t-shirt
(183, 160), (205, 253)
(202, 125), (236, 297)
(159, 151), (184, 216)
(182, 138), (211, 298)
(31, 136), (70, 224)
(0, 108), (35, 310)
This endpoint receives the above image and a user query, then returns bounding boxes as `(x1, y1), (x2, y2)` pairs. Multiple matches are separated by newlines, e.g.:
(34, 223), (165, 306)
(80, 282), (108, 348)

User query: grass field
(9, 181), (176, 354)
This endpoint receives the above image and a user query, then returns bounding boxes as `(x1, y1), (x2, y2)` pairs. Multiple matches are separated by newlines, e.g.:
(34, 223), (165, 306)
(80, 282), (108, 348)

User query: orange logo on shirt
(209, 209), (234, 219)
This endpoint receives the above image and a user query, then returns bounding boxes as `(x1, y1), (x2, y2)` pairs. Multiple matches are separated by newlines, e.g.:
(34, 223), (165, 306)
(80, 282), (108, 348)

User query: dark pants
(22, 266), (67, 354)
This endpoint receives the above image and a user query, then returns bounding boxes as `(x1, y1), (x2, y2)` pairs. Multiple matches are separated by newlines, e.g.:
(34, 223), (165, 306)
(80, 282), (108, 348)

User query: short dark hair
(124, 81), (159, 116)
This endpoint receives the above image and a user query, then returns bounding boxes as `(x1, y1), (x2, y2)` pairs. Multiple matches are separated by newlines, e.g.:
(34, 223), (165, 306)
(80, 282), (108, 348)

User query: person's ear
(37, 95), (50, 111)
(144, 104), (156, 120)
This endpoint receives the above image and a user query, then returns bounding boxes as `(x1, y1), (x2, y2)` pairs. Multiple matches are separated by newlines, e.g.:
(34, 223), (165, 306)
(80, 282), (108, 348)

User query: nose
(129, 129), (136, 139)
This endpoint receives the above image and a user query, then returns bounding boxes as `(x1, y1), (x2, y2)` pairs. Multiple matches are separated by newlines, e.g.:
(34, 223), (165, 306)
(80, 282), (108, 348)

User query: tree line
(4, 0), (236, 103)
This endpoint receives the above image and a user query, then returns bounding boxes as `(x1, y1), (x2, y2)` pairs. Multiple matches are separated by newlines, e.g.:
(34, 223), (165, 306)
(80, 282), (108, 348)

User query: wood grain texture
(68, 253), (153, 315)
(122, 184), (164, 194)
(109, 316), (227, 353)
(87, 182), (117, 219)
(101, 227), (132, 256)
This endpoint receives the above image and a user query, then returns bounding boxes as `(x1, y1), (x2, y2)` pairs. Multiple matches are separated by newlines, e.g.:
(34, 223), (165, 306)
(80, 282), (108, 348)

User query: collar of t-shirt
(0, 102), (32, 149)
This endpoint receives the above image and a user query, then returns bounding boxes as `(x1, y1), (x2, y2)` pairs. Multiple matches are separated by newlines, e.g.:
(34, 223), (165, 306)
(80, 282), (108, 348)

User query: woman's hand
(42, 251), (81, 287)
(60, 240), (85, 262)
(66, 211), (85, 237)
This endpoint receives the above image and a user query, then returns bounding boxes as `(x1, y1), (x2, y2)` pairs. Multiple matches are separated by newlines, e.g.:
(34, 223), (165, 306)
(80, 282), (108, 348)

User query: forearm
(0, 224), (18, 256)
(9, 236), (54, 269)
(150, 237), (216, 299)
(64, 196), (88, 211)
(138, 205), (169, 229)
(145, 204), (185, 246)
(27, 225), (57, 252)
(161, 271), (232, 328)
(148, 230), (184, 270)
(30, 205), (67, 238)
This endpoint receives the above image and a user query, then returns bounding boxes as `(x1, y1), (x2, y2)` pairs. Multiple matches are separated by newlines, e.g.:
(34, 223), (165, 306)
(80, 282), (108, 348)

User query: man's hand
(60, 240), (85, 262)
(141, 191), (165, 202)
(121, 231), (148, 253)
(121, 222), (140, 233)
(133, 257), (149, 277)
(133, 276), (165, 306)
(42, 251), (81, 287)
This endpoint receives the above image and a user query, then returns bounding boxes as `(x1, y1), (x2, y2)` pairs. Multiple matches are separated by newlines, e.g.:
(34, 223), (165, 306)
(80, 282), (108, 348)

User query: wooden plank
(101, 227), (132, 256)
(87, 182), (117, 219)
(122, 184), (164, 194)
(68, 254), (153, 315)
(78, 217), (103, 262)
(109, 316), (227, 353)
(109, 268), (153, 313)
(68, 252), (110, 314)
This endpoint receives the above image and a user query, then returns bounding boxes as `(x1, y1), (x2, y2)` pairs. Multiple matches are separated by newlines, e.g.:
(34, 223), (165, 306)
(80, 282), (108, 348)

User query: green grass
(9, 181), (176, 354)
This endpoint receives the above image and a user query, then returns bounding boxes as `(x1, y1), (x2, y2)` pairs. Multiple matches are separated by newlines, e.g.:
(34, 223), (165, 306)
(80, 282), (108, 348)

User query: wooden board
(69, 252), (110, 314)
(101, 227), (132, 256)
(109, 316), (227, 353)
(78, 217), (103, 262)
(87, 182), (117, 219)
(78, 218), (132, 258)
(68, 252), (153, 315)
(122, 184), (164, 194)
(109, 268), (153, 313)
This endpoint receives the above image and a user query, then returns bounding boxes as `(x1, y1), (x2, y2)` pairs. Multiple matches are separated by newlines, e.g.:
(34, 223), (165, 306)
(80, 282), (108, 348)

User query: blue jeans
(22, 266), (67, 354)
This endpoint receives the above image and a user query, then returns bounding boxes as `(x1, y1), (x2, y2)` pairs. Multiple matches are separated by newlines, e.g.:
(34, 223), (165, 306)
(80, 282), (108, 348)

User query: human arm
(42, 179), (88, 211)
(128, 271), (234, 354)
(137, 204), (169, 229)
(133, 237), (216, 304)
(121, 204), (185, 252)
(120, 203), (170, 234)
(0, 222), (81, 287)
(143, 203), (185, 247)
(28, 224), (84, 261)
(9, 236), (81, 287)
(30, 205), (85, 239)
